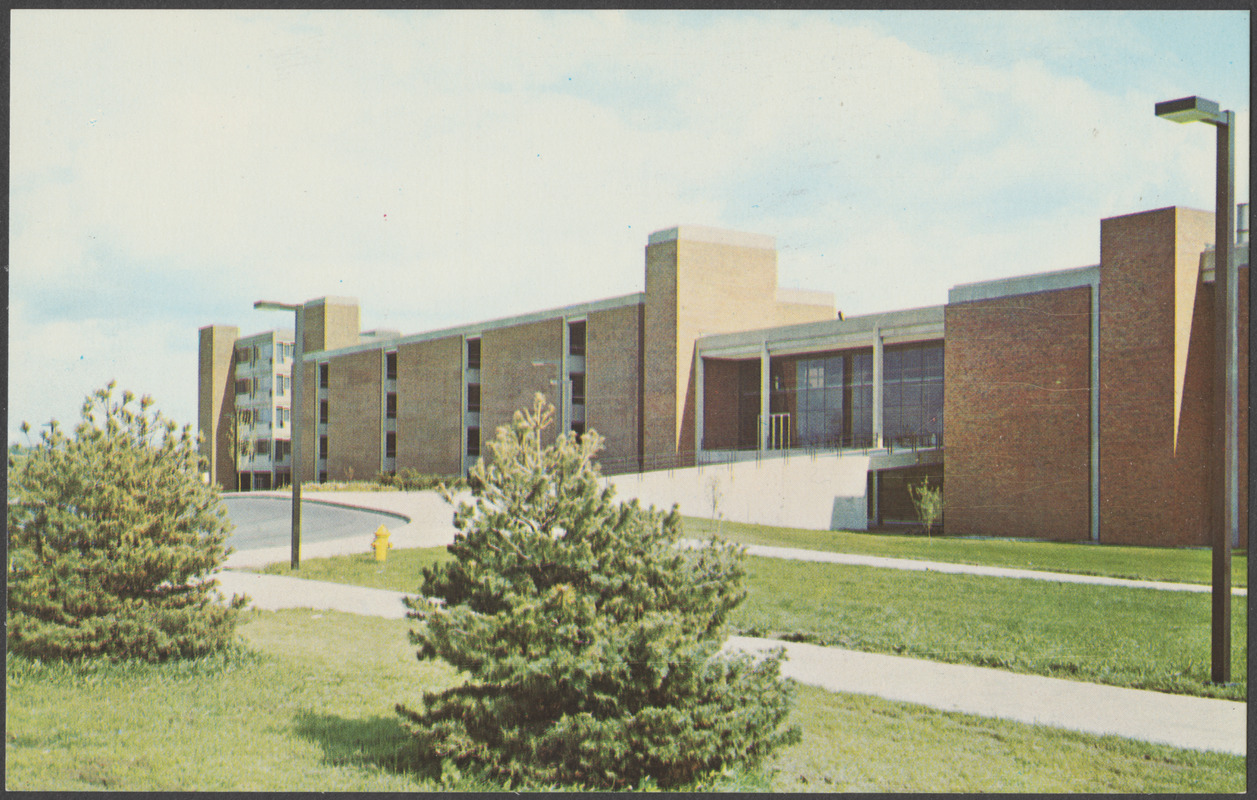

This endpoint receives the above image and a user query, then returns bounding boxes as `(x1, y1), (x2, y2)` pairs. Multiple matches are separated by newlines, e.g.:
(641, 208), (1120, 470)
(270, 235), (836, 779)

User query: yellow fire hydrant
(371, 525), (391, 562)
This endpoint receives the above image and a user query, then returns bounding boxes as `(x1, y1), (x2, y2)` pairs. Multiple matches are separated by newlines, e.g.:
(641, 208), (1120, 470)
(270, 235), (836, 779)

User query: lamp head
(254, 300), (300, 312)
(1155, 95), (1224, 125)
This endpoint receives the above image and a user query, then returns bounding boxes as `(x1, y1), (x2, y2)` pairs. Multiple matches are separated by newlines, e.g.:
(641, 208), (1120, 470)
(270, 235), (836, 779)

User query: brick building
(198, 205), (1249, 547)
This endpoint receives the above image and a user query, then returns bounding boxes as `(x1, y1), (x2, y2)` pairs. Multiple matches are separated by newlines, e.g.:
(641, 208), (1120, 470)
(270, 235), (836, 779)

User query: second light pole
(255, 300), (305, 570)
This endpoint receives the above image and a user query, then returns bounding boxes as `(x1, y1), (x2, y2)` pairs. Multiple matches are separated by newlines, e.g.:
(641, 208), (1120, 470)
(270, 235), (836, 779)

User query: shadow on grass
(292, 710), (441, 783)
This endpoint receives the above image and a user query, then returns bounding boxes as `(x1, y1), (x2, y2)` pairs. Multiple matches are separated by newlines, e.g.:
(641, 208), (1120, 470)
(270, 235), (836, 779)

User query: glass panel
(824, 357), (843, 387)
(901, 347), (922, 381)
(883, 348), (902, 382)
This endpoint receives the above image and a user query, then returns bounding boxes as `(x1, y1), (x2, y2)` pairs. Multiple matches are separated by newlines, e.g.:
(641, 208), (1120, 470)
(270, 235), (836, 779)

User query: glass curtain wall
(767, 341), (943, 450)
(770, 348), (874, 449)
(883, 342), (944, 448)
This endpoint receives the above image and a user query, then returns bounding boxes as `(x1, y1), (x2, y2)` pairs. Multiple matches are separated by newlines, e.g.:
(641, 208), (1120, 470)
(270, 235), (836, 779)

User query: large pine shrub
(397, 395), (799, 789)
(7, 383), (246, 661)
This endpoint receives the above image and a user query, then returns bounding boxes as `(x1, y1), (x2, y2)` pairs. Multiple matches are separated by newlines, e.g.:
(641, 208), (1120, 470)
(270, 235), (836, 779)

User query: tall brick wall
(943, 286), (1093, 540)
(327, 350), (382, 481)
(482, 319), (565, 451)
(585, 303), (644, 474)
(701, 358), (742, 451)
(297, 361), (318, 482)
(643, 239), (680, 468)
(396, 335), (464, 476)
(1098, 207), (1215, 546)
(197, 325), (238, 490)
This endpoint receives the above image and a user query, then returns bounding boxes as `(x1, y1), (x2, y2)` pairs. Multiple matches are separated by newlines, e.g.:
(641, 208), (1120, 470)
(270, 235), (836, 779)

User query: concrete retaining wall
(607, 452), (870, 531)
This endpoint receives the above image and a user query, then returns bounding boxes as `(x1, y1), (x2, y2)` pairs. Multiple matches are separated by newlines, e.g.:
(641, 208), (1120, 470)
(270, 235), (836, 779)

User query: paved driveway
(221, 494), (406, 552)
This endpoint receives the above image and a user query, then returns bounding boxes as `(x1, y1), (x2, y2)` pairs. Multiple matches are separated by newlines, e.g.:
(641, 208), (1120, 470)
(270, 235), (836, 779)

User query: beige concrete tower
(197, 324), (239, 488)
(302, 296), (360, 354)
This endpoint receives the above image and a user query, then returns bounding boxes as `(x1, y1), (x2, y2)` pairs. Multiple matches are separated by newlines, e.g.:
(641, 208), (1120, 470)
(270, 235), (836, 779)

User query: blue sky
(9, 9), (1250, 444)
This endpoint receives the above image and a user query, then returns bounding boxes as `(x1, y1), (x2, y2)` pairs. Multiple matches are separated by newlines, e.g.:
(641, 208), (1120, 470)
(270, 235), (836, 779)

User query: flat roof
(308, 292), (645, 360)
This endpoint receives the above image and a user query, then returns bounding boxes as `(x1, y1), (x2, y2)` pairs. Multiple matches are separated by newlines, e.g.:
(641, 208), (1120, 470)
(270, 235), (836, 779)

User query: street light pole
(1155, 95), (1237, 684)
(255, 300), (305, 571)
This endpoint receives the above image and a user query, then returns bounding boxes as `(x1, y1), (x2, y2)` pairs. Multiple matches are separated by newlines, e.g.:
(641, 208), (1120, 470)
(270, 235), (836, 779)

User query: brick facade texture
(943, 286), (1093, 540)
(396, 335), (464, 476)
(482, 319), (565, 453)
(297, 361), (318, 482)
(1098, 207), (1248, 547)
(585, 303), (644, 474)
(701, 358), (742, 451)
(326, 350), (382, 481)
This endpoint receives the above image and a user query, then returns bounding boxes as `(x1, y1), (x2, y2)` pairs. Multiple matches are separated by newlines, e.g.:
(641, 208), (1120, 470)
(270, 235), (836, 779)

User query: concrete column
(872, 327), (884, 448)
(759, 342), (771, 451)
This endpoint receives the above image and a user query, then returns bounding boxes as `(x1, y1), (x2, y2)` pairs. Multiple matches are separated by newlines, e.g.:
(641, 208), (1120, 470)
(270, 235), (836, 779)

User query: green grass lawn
(5, 609), (1244, 793)
(683, 516), (1249, 588)
(256, 546), (1247, 701)
(733, 557), (1246, 701)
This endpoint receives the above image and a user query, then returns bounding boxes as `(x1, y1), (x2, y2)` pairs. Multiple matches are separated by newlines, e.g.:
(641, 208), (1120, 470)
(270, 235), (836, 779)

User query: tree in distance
(7, 382), (247, 661)
(397, 394), (799, 790)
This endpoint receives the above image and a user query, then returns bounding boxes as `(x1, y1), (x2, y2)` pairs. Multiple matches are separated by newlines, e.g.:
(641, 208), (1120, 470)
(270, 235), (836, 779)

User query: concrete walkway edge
(211, 567), (1246, 758)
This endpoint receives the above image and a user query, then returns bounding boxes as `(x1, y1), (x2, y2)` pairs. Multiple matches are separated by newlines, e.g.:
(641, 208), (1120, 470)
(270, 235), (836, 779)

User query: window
(466, 338), (481, 370)
(319, 363), (329, 389)
(236, 348), (251, 365)
(883, 342), (944, 448)
(276, 407), (290, 428)
(256, 439), (270, 457)
(768, 348), (875, 449)
(319, 435), (328, 459)
(386, 432), (397, 458)
(386, 351), (398, 380)
(238, 409), (254, 426)
(276, 374), (288, 396)
(467, 384), (480, 413)
(386, 393), (397, 420)
(568, 320), (586, 356)
(466, 427), (480, 457)
(570, 373), (585, 405)
(320, 400), (329, 424)
(274, 440), (291, 460)
(235, 378), (252, 396)
(571, 421), (585, 442)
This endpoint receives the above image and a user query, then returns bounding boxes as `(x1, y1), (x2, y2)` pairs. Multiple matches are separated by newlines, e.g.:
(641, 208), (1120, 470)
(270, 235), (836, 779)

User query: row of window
(238, 438), (292, 460)
(237, 342), (296, 365)
(235, 375), (291, 398)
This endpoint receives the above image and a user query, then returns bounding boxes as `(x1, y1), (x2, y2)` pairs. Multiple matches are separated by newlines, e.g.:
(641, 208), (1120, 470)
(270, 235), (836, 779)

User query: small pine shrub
(7, 383), (247, 661)
(396, 395), (799, 789)
(909, 477), (943, 537)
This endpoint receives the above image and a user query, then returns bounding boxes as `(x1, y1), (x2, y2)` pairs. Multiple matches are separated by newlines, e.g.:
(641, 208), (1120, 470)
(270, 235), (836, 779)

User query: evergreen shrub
(397, 395), (799, 789)
(7, 383), (247, 661)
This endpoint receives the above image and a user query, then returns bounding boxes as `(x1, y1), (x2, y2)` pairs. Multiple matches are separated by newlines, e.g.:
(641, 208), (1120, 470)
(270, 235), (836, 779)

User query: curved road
(221, 494), (405, 552)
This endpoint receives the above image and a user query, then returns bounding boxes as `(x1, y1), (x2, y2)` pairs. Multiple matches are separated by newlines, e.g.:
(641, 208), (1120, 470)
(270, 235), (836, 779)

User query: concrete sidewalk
(232, 490), (1243, 597)
(723, 636), (1245, 757)
(686, 540), (1249, 597)
(212, 568), (1246, 757)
